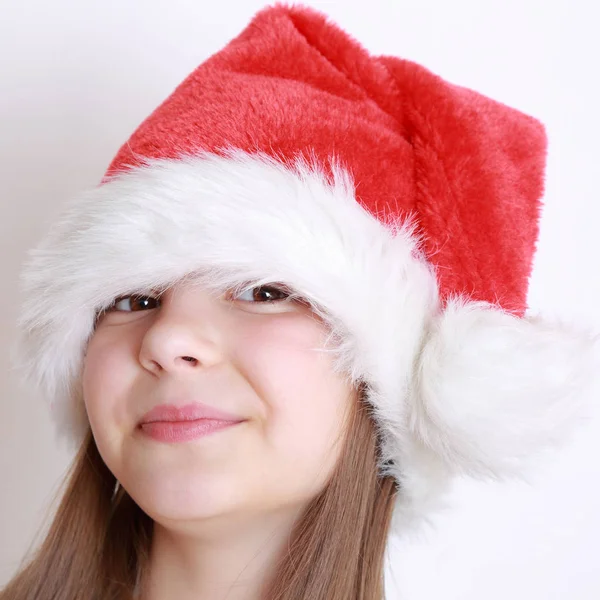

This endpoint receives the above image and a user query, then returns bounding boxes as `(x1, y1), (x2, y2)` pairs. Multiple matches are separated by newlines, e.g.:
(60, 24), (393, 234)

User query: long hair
(1, 383), (398, 600)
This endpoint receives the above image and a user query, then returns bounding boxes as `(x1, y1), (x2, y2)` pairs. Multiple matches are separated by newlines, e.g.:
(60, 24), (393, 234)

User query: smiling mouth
(139, 418), (243, 443)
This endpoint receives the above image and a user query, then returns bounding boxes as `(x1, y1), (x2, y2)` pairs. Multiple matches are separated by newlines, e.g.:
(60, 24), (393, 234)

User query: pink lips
(139, 403), (244, 443)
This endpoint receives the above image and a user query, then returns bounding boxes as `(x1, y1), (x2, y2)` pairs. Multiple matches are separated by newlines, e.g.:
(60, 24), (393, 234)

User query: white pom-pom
(409, 297), (600, 480)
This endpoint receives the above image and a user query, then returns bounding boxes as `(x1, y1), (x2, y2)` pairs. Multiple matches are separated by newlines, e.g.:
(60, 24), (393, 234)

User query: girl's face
(82, 280), (356, 527)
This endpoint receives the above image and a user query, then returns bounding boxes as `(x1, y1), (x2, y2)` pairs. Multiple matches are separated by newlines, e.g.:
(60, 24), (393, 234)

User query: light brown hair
(1, 383), (398, 600)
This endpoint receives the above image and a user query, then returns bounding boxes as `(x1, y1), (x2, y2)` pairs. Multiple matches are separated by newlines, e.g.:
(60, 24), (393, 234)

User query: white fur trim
(13, 149), (599, 532)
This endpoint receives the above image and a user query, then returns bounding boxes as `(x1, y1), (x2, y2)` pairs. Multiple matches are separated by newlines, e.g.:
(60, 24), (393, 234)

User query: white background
(1, 1), (599, 598)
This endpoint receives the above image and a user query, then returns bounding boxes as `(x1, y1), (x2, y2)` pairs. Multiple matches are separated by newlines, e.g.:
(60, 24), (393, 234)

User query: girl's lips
(139, 419), (242, 443)
(139, 402), (243, 424)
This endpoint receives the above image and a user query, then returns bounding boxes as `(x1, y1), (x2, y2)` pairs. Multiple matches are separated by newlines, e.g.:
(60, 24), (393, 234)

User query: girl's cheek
(83, 338), (111, 389)
(83, 338), (126, 414)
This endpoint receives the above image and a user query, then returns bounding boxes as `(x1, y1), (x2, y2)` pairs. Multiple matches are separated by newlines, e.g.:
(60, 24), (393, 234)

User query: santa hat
(14, 2), (599, 533)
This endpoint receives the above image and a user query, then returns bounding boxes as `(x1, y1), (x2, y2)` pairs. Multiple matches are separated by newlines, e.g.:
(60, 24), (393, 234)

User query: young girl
(3, 3), (598, 599)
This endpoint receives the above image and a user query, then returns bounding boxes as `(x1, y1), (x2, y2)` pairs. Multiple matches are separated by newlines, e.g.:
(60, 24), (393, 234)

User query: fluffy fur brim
(14, 150), (599, 532)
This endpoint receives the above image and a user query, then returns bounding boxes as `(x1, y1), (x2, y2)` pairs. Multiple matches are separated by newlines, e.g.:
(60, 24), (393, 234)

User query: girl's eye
(232, 285), (291, 304)
(109, 295), (160, 312)
(103, 284), (294, 316)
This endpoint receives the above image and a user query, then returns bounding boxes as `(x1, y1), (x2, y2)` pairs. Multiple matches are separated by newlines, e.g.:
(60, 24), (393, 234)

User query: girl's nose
(137, 288), (225, 377)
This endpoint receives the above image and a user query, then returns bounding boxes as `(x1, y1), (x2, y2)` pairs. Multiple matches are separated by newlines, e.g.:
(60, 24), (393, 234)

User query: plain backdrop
(1, 1), (599, 598)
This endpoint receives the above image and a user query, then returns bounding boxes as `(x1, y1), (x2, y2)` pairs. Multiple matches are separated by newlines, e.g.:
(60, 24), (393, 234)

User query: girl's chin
(128, 483), (243, 521)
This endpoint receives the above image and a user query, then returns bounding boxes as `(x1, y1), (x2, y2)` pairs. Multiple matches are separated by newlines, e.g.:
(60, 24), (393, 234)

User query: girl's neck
(136, 508), (302, 600)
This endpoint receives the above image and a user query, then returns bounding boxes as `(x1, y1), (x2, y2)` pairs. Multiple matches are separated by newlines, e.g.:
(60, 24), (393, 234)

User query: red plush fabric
(104, 2), (547, 316)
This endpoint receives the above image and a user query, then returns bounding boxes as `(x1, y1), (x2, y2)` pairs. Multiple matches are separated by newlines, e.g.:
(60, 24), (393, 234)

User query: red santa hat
(14, 2), (599, 532)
